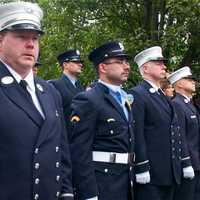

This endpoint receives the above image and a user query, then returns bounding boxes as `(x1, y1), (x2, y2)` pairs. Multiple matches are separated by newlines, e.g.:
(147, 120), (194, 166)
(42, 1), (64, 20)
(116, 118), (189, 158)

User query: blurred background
(2, 0), (200, 89)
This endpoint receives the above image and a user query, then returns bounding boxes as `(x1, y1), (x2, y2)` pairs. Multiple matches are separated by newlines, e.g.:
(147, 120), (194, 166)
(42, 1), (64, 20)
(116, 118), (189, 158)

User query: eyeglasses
(103, 60), (130, 65)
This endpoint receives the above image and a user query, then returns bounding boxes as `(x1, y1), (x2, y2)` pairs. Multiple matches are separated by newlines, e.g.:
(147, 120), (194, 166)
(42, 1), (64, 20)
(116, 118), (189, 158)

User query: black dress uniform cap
(57, 49), (83, 66)
(0, 1), (43, 34)
(88, 41), (131, 66)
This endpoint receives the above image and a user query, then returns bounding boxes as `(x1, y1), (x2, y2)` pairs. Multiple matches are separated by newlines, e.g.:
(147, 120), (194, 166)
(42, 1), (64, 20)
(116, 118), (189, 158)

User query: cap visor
(5, 23), (44, 34)
(184, 75), (197, 81)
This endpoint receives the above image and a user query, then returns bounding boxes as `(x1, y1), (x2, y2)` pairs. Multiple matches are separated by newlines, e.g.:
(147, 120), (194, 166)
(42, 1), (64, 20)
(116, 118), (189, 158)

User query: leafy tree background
(3, 0), (200, 89)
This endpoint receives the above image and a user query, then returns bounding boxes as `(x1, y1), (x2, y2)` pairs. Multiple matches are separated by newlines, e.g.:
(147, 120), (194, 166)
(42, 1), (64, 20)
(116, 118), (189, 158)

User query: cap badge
(24, 7), (34, 14)
(36, 83), (44, 92)
(119, 42), (124, 50)
(1, 76), (14, 85)
(184, 99), (189, 103)
(76, 50), (80, 55)
(149, 88), (156, 93)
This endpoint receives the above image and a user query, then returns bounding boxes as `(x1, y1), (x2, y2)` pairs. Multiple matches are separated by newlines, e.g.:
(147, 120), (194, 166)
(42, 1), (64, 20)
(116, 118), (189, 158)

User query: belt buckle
(128, 153), (135, 164)
(109, 153), (116, 163)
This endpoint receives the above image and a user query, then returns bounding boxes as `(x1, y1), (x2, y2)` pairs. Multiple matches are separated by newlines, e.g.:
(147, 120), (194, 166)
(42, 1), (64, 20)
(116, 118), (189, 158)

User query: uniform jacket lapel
(34, 77), (58, 145)
(0, 61), (43, 127)
(177, 93), (197, 114)
(142, 80), (172, 115)
(62, 75), (81, 94)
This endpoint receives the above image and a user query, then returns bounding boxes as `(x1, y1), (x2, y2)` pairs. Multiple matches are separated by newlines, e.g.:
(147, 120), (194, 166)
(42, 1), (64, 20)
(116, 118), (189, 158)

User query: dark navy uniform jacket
(50, 75), (83, 129)
(172, 93), (200, 171)
(128, 80), (191, 186)
(0, 61), (73, 200)
(69, 82), (135, 200)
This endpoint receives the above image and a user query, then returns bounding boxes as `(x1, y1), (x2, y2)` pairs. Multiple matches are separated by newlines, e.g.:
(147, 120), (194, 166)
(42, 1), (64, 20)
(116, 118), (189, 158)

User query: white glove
(86, 196), (98, 200)
(183, 166), (195, 179)
(136, 171), (150, 184)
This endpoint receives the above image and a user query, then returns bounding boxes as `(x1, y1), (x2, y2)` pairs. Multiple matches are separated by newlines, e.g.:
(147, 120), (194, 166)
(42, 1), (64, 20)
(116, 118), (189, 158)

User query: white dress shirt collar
(145, 79), (160, 91)
(98, 79), (121, 93)
(1, 59), (35, 92)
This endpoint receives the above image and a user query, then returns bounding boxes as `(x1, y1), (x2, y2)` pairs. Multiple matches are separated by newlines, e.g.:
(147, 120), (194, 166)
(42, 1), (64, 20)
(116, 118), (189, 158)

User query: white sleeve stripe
(60, 193), (74, 198)
(181, 156), (190, 161)
(135, 160), (149, 166)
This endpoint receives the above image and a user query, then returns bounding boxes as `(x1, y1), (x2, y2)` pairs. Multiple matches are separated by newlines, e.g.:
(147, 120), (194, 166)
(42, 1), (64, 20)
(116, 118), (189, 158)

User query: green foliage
(33, 0), (200, 87)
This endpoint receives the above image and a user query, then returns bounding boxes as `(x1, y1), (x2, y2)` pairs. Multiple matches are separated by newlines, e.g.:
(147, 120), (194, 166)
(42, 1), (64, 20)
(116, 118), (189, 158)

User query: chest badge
(184, 99), (189, 104)
(125, 94), (134, 109)
(1, 76), (14, 84)
(36, 83), (44, 92)
(149, 88), (156, 93)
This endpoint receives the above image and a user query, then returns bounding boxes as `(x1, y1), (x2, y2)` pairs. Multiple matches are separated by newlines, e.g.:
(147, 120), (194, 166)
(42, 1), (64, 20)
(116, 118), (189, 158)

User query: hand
(183, 166), (195, 179)
(136, 171), (150, 184)
(86, 196), (98, 200)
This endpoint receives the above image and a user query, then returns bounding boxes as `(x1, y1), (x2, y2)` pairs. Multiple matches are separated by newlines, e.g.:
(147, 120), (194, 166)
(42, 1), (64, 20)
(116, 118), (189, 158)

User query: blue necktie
(115, 91), (129, 119)
(115, 91), (122, 104)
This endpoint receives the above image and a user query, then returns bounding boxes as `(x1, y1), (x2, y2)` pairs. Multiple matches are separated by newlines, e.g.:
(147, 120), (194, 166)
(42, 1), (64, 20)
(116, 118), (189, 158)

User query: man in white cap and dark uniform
(128, 47), (194, 200)
(0, 1), (73, 200)
(168, 66), (199, 200)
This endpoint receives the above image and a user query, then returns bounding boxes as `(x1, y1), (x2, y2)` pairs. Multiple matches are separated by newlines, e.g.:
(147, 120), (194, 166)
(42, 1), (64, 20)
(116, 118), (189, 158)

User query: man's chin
(20, 61), (35, 69)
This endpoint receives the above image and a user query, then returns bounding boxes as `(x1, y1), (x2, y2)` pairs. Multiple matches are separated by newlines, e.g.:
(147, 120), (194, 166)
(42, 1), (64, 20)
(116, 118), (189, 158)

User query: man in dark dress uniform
(128, 46), (193, 200)
(0, 2), (73, 200)
(168, 66), (199, 200)
(69, 42), (135, 200)
(49, 50), (84, 129)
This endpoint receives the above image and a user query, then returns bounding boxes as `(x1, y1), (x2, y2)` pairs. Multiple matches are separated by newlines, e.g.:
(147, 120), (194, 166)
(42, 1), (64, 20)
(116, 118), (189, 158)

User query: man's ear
(98, 63), (107, 74)
(62, 62), (69, 71)
(142, 63), (149, 74)
(0, 34), (3, 48)
(0, 32), (6, 49)
(175, 79), (184, 88)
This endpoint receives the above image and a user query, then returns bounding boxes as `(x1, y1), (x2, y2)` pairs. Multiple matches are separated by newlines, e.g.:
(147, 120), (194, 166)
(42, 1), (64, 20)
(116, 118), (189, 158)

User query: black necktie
(75, 80), (80, 88)
(158, 88), (171, 108)
(158, 88), (164, 96)
(75, 80), (83, 91)
(19, 80), (33, 103)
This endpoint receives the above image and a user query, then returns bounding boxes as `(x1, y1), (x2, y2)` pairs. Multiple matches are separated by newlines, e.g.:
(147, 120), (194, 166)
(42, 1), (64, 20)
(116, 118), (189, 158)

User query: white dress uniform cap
(168, 66), (192, 85)
(0, 1), (43, 33)
(134, 46), (165, 68)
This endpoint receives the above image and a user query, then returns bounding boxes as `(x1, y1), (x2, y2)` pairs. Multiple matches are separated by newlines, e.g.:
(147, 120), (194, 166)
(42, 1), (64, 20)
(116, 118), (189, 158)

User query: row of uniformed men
(52, 37), (199, 199)
(55, 42), (200, 200)
(0, 1), (199, 200)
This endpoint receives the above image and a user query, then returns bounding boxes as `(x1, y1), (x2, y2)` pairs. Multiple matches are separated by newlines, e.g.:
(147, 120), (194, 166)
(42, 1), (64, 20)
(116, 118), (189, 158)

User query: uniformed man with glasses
(69, 41), (135, 200)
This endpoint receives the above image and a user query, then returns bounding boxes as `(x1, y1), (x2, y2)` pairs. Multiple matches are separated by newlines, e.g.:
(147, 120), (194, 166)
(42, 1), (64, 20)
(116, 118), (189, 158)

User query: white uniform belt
(92, 151), (135, 164)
